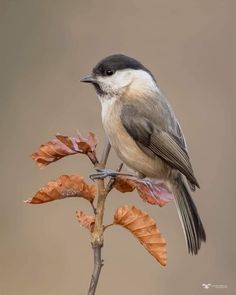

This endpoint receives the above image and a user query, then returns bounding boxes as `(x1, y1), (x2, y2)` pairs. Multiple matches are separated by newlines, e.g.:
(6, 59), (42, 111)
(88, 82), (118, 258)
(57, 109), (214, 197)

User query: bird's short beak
(80, 74), (97, 84)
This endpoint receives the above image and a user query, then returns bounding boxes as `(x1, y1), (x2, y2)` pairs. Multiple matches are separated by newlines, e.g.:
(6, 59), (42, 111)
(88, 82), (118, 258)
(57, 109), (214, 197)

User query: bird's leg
(90, 169), (134, 181)
(135, 177), (157, 198)
(131, 172), (157, 197)
(135, 178), (174, 203)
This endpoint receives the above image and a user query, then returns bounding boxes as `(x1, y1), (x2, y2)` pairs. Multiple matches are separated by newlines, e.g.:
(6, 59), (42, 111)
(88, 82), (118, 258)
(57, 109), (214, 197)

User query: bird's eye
(105, 69), (114, 76)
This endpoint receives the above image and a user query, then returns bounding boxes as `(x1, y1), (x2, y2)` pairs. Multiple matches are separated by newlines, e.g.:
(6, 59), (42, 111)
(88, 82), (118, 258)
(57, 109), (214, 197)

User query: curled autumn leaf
(32, 132), (98, 168)
(25, 175), (96, 204)
(114, 176), (174, 207)
(114, 205), (167, 266)
(76, 210), (95, 233)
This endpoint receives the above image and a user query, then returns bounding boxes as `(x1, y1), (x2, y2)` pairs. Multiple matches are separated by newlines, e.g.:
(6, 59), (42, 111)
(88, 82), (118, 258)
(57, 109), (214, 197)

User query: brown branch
(87, 139), (111, 295)
(87, 151), (99, 166)
(99, 137), (111, 168)
(106, 162), (123, 192)
(87, 245), (103, 295)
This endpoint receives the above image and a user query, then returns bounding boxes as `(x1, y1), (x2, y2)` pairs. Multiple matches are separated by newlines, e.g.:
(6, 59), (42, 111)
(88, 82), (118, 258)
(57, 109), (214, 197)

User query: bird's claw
(89, 169), (133, 182)
(89, 169), (115, 181)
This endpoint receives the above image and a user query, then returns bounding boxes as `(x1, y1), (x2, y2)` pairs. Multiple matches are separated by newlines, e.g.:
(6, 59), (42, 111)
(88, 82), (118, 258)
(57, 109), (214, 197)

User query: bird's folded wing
(121, 104), (199, 188)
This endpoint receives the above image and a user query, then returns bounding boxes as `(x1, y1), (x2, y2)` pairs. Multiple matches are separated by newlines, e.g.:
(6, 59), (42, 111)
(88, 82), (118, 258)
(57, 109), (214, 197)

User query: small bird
(81, 54), (206, 254)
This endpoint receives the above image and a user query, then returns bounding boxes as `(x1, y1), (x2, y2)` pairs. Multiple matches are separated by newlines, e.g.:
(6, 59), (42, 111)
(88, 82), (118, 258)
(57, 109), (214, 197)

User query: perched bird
(81, 54), (206, 254)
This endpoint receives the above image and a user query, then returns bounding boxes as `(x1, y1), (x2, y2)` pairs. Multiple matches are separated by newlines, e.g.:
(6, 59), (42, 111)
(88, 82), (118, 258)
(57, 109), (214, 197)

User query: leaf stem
(87, 139), (111, 295)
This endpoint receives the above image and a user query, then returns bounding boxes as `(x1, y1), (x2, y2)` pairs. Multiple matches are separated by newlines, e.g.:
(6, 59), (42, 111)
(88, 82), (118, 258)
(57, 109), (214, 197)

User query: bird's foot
(135, 178), (174, 203)
(89, 169), (134, 181)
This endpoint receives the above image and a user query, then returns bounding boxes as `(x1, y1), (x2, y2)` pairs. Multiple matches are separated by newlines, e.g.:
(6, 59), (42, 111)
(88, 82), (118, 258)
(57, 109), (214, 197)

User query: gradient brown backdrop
(0, 1), (235, 294)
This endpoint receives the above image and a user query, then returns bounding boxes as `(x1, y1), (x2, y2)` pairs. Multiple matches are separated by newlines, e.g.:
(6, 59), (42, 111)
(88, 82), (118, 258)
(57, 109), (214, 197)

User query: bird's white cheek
(97, 73), (132, 91)
(114, 72), (132, 88)
(96, 77), (118, 93)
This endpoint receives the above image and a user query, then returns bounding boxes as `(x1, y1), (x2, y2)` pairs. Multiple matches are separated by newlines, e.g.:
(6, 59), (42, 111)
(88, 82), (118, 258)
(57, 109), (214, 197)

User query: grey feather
(171, 174), (206, 254)
(121, 104), (200, 188)
(176, 120), (196, 191)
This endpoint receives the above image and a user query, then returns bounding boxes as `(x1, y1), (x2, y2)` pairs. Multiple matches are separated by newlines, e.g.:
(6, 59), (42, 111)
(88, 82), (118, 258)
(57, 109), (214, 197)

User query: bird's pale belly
(110, 129), (167, 179)
(102, 102), (168, 179)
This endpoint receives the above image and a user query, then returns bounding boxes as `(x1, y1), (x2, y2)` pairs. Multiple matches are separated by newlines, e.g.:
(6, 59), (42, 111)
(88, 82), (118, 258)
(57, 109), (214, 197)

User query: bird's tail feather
(171, 174), (206, 254)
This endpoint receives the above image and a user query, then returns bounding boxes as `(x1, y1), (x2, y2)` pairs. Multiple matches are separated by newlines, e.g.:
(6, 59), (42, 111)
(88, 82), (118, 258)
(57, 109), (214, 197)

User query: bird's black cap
(92, 54), (151, 77)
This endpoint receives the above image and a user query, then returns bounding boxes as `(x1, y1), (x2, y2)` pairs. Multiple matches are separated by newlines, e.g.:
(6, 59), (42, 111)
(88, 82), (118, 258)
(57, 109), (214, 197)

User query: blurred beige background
(0, 0), (235, 294)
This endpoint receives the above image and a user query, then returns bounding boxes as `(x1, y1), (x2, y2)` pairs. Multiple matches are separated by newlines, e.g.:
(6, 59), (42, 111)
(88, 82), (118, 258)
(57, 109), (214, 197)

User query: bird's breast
(101, 98), (167, 179)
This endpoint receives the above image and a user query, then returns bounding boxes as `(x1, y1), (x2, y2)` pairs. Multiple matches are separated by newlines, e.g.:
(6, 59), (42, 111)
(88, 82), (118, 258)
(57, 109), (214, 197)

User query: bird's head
(81, 54), (159, 99)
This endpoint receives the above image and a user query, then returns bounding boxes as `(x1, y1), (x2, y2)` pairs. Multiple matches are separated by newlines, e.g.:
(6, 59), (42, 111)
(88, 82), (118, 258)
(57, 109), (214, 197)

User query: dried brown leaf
(32, 132), (98, 168)
(113, 176), (135, 193)
(114, 205), (167, 266)
(114, 176), (173, 207)
(25, 175), (96, 204)
(76, 210), (95, 232)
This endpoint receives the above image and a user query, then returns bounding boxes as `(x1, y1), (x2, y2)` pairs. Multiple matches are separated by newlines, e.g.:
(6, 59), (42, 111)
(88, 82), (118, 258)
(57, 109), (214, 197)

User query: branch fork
(27, 132), (168, 295)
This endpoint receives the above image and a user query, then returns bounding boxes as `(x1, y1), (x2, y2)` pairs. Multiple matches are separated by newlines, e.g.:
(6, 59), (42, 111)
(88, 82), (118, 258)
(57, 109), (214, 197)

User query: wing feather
(121, 104), (199, 188)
